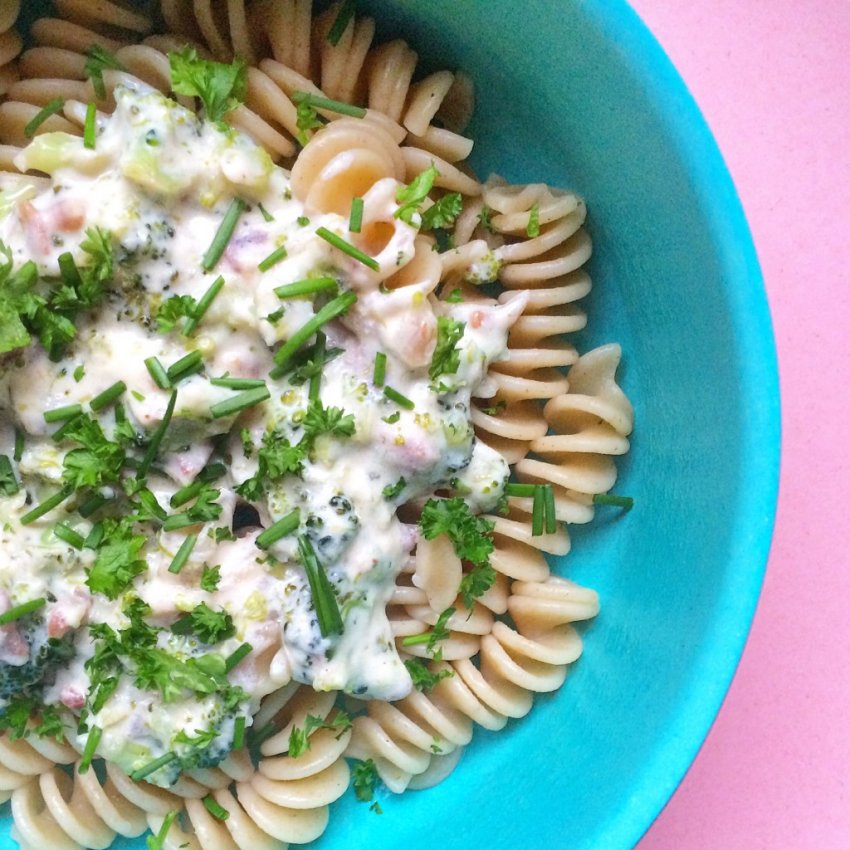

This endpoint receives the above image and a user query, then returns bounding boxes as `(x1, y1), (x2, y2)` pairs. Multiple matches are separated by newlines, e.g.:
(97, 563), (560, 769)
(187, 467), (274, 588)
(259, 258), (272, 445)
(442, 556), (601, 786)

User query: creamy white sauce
(0, 85), (522, 784)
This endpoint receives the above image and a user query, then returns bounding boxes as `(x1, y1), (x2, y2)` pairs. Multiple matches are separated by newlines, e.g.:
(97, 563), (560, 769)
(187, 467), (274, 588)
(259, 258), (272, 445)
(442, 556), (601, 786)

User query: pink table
(629, 2), (850, 848)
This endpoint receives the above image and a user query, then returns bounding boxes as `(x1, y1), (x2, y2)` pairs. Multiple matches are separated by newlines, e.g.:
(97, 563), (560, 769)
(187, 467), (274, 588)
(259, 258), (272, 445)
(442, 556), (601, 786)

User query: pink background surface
(628, 2), (850, 848)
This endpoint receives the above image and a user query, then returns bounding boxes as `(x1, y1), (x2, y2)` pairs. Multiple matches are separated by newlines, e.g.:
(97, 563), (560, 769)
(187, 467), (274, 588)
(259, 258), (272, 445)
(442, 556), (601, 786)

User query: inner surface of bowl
(4, 3), (779, 849)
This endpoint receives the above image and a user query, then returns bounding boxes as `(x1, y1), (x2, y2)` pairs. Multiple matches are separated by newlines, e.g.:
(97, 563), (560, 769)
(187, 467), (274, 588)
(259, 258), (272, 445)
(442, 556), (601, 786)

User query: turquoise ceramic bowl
(8, 2), (780, 849)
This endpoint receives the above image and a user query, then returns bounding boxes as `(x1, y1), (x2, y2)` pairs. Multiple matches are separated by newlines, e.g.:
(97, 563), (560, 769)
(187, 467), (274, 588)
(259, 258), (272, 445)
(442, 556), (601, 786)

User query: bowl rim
(595, 2), (781, 845)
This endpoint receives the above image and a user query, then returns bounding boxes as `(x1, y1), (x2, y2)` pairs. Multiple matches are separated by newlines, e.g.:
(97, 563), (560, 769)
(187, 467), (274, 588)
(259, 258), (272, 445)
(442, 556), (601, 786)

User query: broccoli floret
(172, 708), (246, 771)
(0, 616), (75, 702)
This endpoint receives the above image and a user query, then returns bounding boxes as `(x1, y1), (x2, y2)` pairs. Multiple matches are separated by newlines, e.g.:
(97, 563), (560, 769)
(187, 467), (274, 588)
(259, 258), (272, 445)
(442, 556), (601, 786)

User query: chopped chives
(327, 0), (356, 45)
(57, 251), (82, 289)
(50, 413), (83, 443)
(531, 487), (544, 536)
(152, 812), (178, 849)
(257, 202), (274, 222)
(54, 522), (85, 549)
(144, 357), (172, 390)
(315, 226), (379, 271)
(168, 533), (198, 574)
(258, 244), (288, 272)
(543, 484), (557, 534)
(169, 465), (223, 508)
(504, 483), (537, 498)
(273, 276), (337, 300)
(21, 484), (74, 525)
(137, 390), (177, 478)
(170, 480), (203, 508)
(225, 642), (253, 673)
(0, 597), (46, 625)
(401, 632), (432, 646)
(24, 97), (65, 138)
(372, 352), (387, 387)
(270, 291), (357, 375)
(308, 332), (325, 401)
(202, 199), (245, 272)
(349, 196), (364, 233)
(83, 102), (97, 149)
(73, 365), (85, 382)
(209, 386), (271, 419)
(90, 381), (126, 412)
(200, 463), (227, 482)
(298, 535), (343, 637)
(84, 521), (105, 550)
(78, 726), (102, 773)
(78, 493), (108, 518)
(130, 751), (178, 782)
(13, 428), (24, 462)
(291, 92), (367, 119)
(383, 386), (414, 410)
(233, 716), (246, 750)
(43, 404), (83, 424)
(166, 350), (204, 383)
(183, 275), (225, 335)
(210, 376), (267, 390)
(202, 795), (230, 821)
(162, 513), (196, 532)
(255, 509), (300, 549)
(593, 493), (634, 511)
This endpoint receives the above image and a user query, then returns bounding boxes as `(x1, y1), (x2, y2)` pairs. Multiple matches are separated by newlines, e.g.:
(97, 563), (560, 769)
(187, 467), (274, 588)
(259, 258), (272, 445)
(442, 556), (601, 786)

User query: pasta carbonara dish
(0, 2), (634, 849)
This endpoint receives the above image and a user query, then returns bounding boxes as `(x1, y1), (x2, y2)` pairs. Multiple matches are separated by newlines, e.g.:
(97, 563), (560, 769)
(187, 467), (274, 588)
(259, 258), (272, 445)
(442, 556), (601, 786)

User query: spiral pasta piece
(9, 760), (180, 850)
(345, 677), (474, 793)
(0, 734), (76, 796)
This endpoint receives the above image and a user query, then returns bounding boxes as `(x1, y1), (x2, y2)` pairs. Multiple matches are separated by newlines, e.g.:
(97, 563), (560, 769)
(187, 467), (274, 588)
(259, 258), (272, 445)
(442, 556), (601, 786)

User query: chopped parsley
(428, 316), (465, 386)
(404, 658), (453, 692)
(171, 602), (236, 645)
(351, 758), (380, 802)
(395, 164), (438, 225)
(200, 564), (222, 592)
(288, 711), (352, 758)
(420, 192), (462, 231)
(169, 48), (248, 123)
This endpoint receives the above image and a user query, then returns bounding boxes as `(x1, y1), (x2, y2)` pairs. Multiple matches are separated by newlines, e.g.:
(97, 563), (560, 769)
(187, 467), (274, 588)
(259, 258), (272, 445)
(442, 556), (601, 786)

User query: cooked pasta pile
(0, 2), (634, 849)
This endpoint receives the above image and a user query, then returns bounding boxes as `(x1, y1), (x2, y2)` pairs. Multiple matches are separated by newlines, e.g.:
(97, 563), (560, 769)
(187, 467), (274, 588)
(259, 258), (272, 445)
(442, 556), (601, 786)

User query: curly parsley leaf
(404, 658), (454, 692)
(0, 696), (66, 741)
(420, 192), (462, 232)
(428, 316), (465, 385)
(295, 99), (324, 145)
(236, 432), (306, 500)
(351, 758), (380, 802)
(86, 519), (147, 599)
(289, 711), (352, 758)
(60, 414), (125, 488)
(169, 48), (248, 123)
(419, 497), (494, 568)
(458, 563), (496, 610)
(171, 602), (235, 645)
(302, 400), (356, 441)
(156, 294), (198, 333)
(200, 564), (222, 592)
(395, 164), (438, 225)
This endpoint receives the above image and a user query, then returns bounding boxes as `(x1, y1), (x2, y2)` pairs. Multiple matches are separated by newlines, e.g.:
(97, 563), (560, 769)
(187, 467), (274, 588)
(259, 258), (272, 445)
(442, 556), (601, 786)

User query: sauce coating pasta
(0, 3), (633, 848)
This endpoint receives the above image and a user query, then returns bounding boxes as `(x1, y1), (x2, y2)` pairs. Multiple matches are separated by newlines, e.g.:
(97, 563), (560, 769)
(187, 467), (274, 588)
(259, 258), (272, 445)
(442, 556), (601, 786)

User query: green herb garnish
(169, 48), (247, 122)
